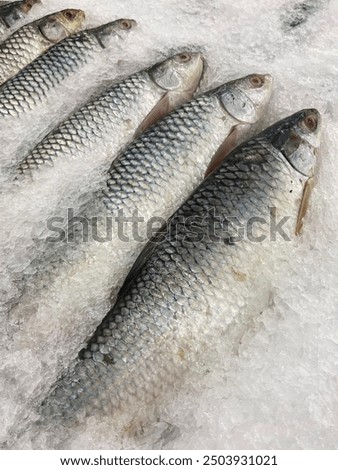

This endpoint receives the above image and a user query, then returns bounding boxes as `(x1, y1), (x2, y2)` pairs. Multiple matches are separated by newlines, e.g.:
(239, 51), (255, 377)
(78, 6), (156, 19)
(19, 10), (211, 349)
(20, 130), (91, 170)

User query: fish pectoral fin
(204, 126), (239, 178)
(134, 93), (170, 138)
(295, 177), (314, 236)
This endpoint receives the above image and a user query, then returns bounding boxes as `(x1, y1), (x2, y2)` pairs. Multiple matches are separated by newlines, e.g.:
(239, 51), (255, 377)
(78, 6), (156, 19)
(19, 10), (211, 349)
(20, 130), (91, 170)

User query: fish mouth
(259, 73), (273, 87)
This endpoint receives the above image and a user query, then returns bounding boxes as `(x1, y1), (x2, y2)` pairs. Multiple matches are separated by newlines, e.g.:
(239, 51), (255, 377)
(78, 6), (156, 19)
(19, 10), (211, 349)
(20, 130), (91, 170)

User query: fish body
(0, 52), (204, 266)
(12, 52), (202, 182)
(0, 52), (204, 239)
(0, 52), (204, 311)
(42, 109), (321, 424)
(4, 74), (272, 430)
(0, 19), (136, 119)
(1, 52), (205, 301)
(0, 0), (41, 42)
(0, 9), (85, 84)
(0, 51), (205, 439)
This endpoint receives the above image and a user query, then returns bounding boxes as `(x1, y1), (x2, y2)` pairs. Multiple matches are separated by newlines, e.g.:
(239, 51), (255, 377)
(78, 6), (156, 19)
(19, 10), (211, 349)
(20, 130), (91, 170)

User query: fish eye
(63, 10), (77, 20)
(26, 0), (40, 7)
(303, 113), (317, 132)
(120, 20), (132, 30)
(249, 75), (264, 88)
(179, 53), (191, 62)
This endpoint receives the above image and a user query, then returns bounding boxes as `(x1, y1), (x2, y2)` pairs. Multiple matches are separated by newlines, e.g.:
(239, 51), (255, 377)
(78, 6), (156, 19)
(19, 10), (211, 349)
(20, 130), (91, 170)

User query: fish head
(92, 19), (137, 47)
(217, 73), (273, 124)
(267, 109), (321, 177)
(39, 9), (85, 43)
(20, 0), (41, 14)
(149, 51), (204, 109)
(0, 3), (25, 27)
(1, 0), (40, 27)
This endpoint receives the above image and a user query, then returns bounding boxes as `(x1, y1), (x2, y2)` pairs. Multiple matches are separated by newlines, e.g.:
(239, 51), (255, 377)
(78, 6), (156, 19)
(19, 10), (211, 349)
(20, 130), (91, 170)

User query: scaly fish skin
(0, 0), (41, 42)
(43, 109), (321, 422)
(11, 73), (272, 311)
(102, 73), (273, 219)
(17, 73), (273, 297)
(14, 51), (204, 183)
(8, 73), (272, 330)
(2, 52), (204, 314)
(4, 73), (272, 433)
(0, 19), (136, 118)
(0, 9), (85, 84)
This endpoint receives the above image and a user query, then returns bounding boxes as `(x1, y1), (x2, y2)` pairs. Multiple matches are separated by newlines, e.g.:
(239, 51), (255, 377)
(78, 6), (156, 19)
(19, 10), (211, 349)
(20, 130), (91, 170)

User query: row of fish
(0, 6), (85, 84)
(0, 2), (322, 448)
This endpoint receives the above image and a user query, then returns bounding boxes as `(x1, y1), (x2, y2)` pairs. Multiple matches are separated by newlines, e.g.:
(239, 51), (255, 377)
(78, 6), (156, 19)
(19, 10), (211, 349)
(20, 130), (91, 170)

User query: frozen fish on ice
(3, 74), (272, 438)
(0, 8), (85, 84)
(0, 19), (137, 120)
(41, 109), (321, 430)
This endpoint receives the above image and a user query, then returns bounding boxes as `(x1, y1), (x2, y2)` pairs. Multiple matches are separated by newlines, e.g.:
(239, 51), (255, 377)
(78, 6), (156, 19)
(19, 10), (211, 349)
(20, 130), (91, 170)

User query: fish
(0, 51), (204, 253)
(0, 0), (41, 42)
(40, 108), (321, 428)
(4, 74), (272, 436)
(0, 18), (137, 119)
(0, 9), (85, 85)
(0, 50), (204, 349)
(10, 51), (203, 181)
(0, 51), (205, 442)
(11, 72), (272, 305)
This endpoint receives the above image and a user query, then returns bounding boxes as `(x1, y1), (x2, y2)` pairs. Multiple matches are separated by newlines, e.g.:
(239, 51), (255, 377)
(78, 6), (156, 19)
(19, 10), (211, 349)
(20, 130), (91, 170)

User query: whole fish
(0, 9), (85, 84)
(0, 18), (136, 119)
(4, 74), (272, 434)
(41, 108), (321, 427)
(0, 0), (41, 42)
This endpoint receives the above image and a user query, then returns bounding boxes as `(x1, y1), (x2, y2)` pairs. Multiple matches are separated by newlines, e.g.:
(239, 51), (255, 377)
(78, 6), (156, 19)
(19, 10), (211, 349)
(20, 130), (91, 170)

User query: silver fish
(0, 0), (41, 42)
(42, 109), (321, 426)
(5, 74), (272, 434)
(0, 51), (205, 441)
(14, 51), (203, 175)
(0, 9), (85, 85)
(0, 52), (204, 246)
(0, 18), (136, 119)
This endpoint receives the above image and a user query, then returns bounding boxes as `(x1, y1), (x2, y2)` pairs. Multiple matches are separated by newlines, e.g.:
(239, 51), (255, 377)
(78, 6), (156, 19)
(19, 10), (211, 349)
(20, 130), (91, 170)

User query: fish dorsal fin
(134, 93), (170, 138)
(296, 177), (314, 236)
(204, 126), (239, 178)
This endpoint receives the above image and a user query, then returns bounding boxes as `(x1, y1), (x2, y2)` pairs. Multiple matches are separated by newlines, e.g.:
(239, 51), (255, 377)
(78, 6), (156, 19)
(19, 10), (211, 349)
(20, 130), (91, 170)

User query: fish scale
(5, 74), (272, 441)
(0, 10), (84, 85)
(0, 53), (205, 429)
(0, 23), (49, 78)
(0, 31), (106, 116)
(40, 109), (320, 425)
(17, 72), (156, 172)
(102, 94), (227, 211)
